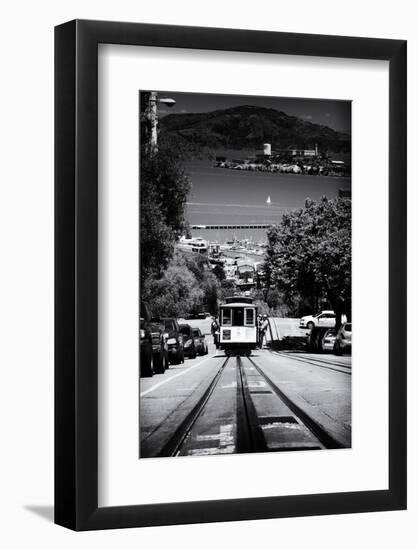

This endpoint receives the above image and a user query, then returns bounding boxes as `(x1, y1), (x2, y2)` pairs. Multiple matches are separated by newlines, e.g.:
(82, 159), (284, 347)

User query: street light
(145, 92), (176, 154)
(159, 97), (176, 107)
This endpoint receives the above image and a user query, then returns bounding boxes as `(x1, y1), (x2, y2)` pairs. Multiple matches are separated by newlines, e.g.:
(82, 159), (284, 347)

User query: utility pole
(147, 91), (158, 154)
(141, 91), (176, 157)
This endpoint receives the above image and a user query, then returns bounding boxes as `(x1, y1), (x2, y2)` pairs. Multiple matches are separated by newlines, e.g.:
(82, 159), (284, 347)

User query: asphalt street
(140, 317), (351, 458)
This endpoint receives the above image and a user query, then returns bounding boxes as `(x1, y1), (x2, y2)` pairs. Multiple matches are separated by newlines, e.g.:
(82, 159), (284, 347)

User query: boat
(177, 236), (208, 254)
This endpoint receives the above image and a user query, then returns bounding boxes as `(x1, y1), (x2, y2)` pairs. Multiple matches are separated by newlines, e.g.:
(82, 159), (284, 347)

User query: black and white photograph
(0, 0), (411, 541)
(139, 91), (352, 458)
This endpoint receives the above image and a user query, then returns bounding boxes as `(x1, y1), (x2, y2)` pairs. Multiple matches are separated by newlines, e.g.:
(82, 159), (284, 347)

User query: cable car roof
(223, 295), (254, 304)
(220, 302), (257, 308)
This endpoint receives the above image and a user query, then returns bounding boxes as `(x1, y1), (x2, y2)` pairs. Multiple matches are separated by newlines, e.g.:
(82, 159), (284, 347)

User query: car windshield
(140, 302), (150, 320)
(313, 311), (332, 317)
(180, 325), (191, 336)
(163, 320), (176, 331)
(192, 329), (200, 337)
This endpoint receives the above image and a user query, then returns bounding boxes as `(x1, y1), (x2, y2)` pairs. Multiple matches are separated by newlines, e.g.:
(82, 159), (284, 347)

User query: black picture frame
(55, 19), (407, 531)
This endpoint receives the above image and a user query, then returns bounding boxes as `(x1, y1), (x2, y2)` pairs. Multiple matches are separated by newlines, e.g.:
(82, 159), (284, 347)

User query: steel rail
(247, 356), (345, 449)
(273, 351), (352, 376)
(157, 357), (230, 457)
(236, 356), (268, 453)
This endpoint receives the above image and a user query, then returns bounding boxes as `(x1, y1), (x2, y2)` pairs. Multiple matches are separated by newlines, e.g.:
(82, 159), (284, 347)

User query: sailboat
(266, 196), (271, 205)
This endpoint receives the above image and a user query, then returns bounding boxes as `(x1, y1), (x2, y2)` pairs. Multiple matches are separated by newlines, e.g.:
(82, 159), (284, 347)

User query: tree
(142, 250), (222, 317)
(201, 272), (221, 315)
(142, 251), (203, 317)
(140, 97), (191, 286)
(140, 93), (224, 318)
(183, 253), (222, 314)
(220, 279), (236, 299)
(265, 197), (351, 326)
(212, 263), (226, 281)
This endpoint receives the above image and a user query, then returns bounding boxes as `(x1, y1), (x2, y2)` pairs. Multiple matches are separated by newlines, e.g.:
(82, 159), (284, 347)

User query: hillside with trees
(160, 105), (350, 155)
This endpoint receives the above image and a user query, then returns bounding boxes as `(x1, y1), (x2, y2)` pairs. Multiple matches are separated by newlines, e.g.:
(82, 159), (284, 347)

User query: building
(177, 236), (208, 254)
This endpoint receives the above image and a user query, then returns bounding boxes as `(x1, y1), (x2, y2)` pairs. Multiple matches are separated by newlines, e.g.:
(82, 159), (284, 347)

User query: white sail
(266, 196), (271, 204)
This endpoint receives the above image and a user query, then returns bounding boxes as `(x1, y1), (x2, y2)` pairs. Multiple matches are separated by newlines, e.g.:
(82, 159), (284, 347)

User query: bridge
(190, 223), (274, 230)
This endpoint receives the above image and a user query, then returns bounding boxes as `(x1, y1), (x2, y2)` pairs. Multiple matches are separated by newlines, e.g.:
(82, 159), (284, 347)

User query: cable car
(218, 296), (258, 356)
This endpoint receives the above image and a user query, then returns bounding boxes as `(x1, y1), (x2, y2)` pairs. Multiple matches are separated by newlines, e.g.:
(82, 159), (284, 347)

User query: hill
(159, 105), (350, 156)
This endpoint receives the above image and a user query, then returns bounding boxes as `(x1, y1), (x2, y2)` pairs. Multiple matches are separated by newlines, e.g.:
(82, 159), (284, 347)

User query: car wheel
(141, 349), (153, 377)
(307, 321), (314, 330)
(153, 352), (165, 374)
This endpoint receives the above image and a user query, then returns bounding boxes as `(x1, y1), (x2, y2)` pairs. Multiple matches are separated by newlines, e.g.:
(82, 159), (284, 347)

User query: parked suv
(152, 317), (184, 365)
(192, 327), (208, 356)
(140, 302), (169, 377)
(140, 302), (153, 377)
(179, 324), (197, 359)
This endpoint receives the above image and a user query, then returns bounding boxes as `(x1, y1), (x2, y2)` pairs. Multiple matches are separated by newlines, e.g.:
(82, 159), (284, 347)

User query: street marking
(262, 422), (302, 431)
(188, 446), (235, 455)
(247, 380), (267, 389)
(191, 424), (235, 455)
(140, 355), (215, 397)
(196, 424), (234, 445)
(221, 382), (237, 389)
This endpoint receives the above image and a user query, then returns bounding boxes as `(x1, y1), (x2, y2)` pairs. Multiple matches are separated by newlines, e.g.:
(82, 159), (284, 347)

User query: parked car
(149, 321), (169, 373)
(179, 324), (197, 359)
(299, 310), (336, 330)
(333, 322), (352, 355)
(152, 317), (184, 365)
(184, 312), (207, 320)
(140, 302), (154, 377)
(140, 302), (168, 376)
(322, 328), (338, 352)
(192, 328), (208, 356)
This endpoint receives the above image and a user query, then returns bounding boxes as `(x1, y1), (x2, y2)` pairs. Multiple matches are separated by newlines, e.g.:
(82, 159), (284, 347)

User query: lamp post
(143, 92), (176, 155)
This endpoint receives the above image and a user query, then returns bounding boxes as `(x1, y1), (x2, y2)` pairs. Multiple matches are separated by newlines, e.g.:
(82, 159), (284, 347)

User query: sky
(154, 90), (351, 134)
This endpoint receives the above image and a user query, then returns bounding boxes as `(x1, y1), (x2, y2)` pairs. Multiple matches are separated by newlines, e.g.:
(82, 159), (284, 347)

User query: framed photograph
(55, 20), (406, 530)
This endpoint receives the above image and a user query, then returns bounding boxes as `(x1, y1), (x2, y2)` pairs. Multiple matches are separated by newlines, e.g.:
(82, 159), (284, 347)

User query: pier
(190, 223), (274, 230)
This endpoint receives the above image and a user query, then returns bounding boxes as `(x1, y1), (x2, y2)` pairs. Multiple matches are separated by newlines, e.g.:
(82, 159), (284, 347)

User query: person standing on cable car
(211, 316), (220, 348)
(259, 314), (269, 348)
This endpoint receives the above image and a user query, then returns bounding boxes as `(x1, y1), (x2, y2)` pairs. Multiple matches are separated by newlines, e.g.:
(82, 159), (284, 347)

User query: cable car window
(245, 308), (255, 326)
(222, 308), (232, 325)
(233, 308), (244, 326)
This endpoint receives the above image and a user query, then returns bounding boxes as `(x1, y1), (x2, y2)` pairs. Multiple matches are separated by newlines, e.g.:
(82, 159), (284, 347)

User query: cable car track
(157, 356), (230, 457)
(157, 353), (344, 457)
(273, 351), (352, 376)
(244, 356), (344, 450)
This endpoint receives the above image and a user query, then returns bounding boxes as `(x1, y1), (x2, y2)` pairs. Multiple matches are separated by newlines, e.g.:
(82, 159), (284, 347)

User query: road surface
(140, 321), (351, 458)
